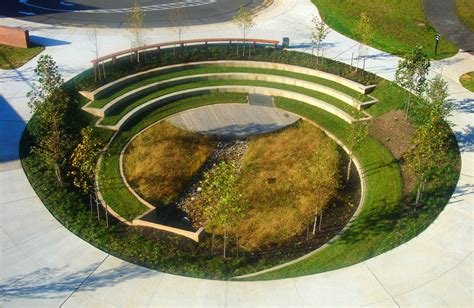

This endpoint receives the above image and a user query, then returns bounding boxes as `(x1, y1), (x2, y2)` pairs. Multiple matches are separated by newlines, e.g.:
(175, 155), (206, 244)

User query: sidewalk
(0, 0), (472, 306)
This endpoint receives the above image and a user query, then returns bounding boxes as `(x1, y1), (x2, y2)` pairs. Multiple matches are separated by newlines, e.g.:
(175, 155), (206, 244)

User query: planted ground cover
(90, 66), (372, 109)
(124, 122), (216, 208)
(235, 121), (341, 249)
(312, 0), (458, 59)
(0, 44), (44, 69)
(99, 80), (366, 126)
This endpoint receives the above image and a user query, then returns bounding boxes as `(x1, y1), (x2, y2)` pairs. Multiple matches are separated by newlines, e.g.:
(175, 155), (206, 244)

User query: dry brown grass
(123, 122), (216, 207)
(235, 121), (340, 249)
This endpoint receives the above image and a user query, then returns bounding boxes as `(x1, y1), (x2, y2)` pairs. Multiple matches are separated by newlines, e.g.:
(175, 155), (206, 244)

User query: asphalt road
(424, 0), (474, 52)
(0, 0), (263, 28)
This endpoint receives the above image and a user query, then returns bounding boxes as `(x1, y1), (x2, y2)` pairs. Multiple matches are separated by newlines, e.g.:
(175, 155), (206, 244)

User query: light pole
(435, 34), (440, 55)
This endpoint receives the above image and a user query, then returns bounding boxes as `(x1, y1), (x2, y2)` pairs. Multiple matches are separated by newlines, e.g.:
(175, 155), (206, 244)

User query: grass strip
(0, 44), (44, 69)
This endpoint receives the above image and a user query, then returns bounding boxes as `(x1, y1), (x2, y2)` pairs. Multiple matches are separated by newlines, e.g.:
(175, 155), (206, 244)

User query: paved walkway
(0, 0), (472, 306)
(167, 104), (299, 137)
(424, 0), (474, 51)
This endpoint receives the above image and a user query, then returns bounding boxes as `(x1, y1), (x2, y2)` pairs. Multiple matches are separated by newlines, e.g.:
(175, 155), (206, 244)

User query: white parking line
(20, 0), (217, 14)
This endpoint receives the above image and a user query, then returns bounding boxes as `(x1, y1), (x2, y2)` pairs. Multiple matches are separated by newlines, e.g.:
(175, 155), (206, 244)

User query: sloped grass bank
(312, 0), (457, 59)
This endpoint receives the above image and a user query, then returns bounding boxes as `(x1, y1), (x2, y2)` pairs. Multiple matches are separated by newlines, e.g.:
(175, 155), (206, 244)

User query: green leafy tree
(395, 46), (430, 117)
(405, 123), (450, 207)
(346, 121), (370, 182)
(27, 55), (70, 184)
(128, 0), (145, 63)
(233, 6), (255, 57)
(199, 161), (246, 258)
(310, 15), (331, 64)
(405, 75), (453, 207)
(70, 127), (104, 193)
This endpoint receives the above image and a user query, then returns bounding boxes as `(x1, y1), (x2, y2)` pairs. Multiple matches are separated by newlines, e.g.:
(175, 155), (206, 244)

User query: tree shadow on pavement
(0, 258), (160, 301)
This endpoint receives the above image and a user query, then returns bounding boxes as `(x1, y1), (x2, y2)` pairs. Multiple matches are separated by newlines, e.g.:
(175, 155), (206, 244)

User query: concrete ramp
(166, 103), (299, 137)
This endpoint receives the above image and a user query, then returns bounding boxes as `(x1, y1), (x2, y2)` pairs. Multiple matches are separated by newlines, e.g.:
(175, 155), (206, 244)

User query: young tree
(128, 0), (145, 63)
(346, 121), (370, 182)
(70, 127), (104, 193)
(168, 2), (190, 43)
(27, 55), (70, 184)
(89, 28), (102, 82)
(199, 161), (246, 258)
(310, 15), (331, 64)
(405, 75), (453, 207)
(395, 46), (430, 117)
(304, 148), (339, 235)
(355, 12), (373, 71)
(405, 123), (450, 207)
(233, 6), (255, 57)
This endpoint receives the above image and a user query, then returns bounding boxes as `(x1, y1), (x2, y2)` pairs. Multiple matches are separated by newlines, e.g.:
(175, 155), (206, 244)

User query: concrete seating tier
(83, 73), (376, 118)
(82, 61), (377, 101)
(96, 85), (365, 131)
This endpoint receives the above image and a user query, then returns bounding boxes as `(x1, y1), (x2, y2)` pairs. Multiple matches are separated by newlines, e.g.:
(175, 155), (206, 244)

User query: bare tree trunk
(318, 208), (323, 231)
(316, 43), (320, 64)
(223, 229), (227, 258)
(211, 233), (215, 254)
(346, 157), (352, 182)
(306, 224), (310, 240)
(312, 214), (318, 234)
(90, 194), (94, 216)
(242, 31), (246, 56)
(415, 178), (424, 207)
(95, 195), (100, 220)
(236, 236), (239, 258)
(105, 200), (109, 228)
(54, 164), (63, 185)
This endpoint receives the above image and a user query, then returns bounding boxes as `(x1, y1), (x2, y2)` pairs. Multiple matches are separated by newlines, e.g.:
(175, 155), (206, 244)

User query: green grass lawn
(459, 71), (474, 92)
(312, 0), (458, 59)
(456, 0), (474, 32)
(0, 44), (44, 69)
